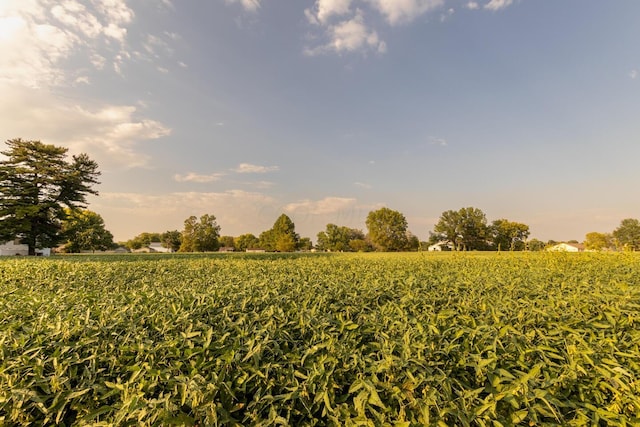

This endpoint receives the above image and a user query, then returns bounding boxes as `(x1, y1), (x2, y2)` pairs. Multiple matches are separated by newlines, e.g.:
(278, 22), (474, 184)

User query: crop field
(1, 252), (640, 426)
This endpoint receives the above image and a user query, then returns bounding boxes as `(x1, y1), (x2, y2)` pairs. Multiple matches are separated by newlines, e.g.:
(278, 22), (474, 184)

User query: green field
(1, 252), (640, 426)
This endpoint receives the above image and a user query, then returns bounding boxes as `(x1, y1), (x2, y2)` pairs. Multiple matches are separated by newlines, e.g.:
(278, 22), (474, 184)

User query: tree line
(3, 139), (640, 254)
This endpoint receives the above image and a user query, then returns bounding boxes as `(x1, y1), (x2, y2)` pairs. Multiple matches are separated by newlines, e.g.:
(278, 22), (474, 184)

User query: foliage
(259, 214), (299, 252)
(0, 138), (100, 255)
(298, 237), (313, 251)
(124, 232), (162, 250)
(527, 238), (546, 251)
(60, 209), (114, 253)
(161, 230), (182, 252)
(179, 214), (221, 252)
(584, 232), (613, 251)
(2, 252), (640, 425)
(613, 218), (640, 251)
(234, 234), (259, 252)
(219, 236), (236, 249)
(489, 219), (530, 251)
(365, 207), (409, 251)
(434, 207), (489, 251)
(316, 224), (365, 252)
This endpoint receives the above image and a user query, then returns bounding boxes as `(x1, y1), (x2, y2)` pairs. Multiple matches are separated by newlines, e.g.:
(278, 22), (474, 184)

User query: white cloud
(305, 9), (386, 56)
(0, 84), (170, 169)
(174, 172), (226, 183)
(354, 182), (372, 189)
(284, 197), (357, 215)
(484, 0), (513, 11)
(225, 0), (261, 12)
(306, 0), (353, 24)
(234, 163), (280, 173)
(93, 190), (276, 239)
(630, 69), (638, 80)
(466, 2), (480, 10)
(440, 8), (455, 22)
(367, 0), (444, 25)
(0, 0), (173, 169)
(429, 136), (448, 146)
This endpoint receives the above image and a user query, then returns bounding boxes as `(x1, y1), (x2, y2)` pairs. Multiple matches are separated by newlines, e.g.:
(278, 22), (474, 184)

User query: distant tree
(0, 138), (100, 255)
(60, 209), (114, 253)
(434, 207), (488, 251)
(405, 232), (420, 251)
(235, 233), (259, 251)
(584, 232), (613, 251)
(275, 234), (297, 252)
(613, 218), (640, 251)
(219, 235), (236, 249)
(349, 238), (372, 252)
(259, 214), (299, 252)
(316, 224), (364, 252)
(179, 214), (221, 252)
(258, 229), (276, 251)
(489, 219), (530, 251)
(527, 238), (546, 251)
(125, 232), (162, 250)
(366, 207), (409, 251)
(298, 237), (313, 251)
(161, 230), (182, 252)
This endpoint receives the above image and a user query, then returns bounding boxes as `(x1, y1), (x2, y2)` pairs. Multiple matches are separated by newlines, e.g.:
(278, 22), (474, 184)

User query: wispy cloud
(630, 69), (638, 80)
(174, 172), (226, 183)
(354, 182), (372, 189)
(224, 0), (261, 12)
(367, 0), (444, 25)
(429, 136), (448, 146)
(0, 0), (173, 168)
(466, 2), (480, 10)
(305, 0), (353, 25)
(234, 163), (280, 173)
(305, 9), (386, 56)
(94, 190), (276, 239)
(484, 0), (514, 11)
(284, 197), (357, 215)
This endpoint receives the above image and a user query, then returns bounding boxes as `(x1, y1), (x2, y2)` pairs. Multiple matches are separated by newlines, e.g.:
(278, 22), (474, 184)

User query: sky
(1, 0), (639, 243)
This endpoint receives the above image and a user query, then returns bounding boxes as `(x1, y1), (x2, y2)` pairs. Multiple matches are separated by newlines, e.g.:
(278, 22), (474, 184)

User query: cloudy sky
(1, 0), (639, 242)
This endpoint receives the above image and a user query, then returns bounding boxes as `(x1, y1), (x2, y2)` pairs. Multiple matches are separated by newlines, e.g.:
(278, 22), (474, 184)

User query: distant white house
(547, 242), (585, 252)
(149, 242), (172, 253)
(0, 240), (51, 256)
(428, 241), (453, 251)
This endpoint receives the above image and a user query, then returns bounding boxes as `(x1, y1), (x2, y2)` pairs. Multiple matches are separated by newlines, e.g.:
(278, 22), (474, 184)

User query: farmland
(1, 252), (640, 426)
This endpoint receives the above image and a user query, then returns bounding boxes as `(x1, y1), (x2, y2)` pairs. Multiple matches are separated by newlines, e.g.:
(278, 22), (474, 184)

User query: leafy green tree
(366, 207), (409, 251)
(613, 218), (640, 251)
(235, 233), (259, 251)
(0, 138), (100, 255)
(316, 224), (364, 252)
(433, 207), (488, 251)
(125, 232), (162, 250)
(219, 235), (236, 249)
(489, 219), (530, 251)
(583, 232), (612, 251)
(161, 230), (182, 252)
(405, 232), (420, 251)
(259, 214), (299, 252)
(527, 238), (546, 251)
(275, 234), (296, 252)
(60, 209), (114, 252)
(179, 214), (221, 252)
(298, 237), (313, 251)
(349, 238), (372, 252)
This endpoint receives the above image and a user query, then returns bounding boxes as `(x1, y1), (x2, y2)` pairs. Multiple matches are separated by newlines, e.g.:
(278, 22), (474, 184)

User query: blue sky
(1, 0), (639, 242)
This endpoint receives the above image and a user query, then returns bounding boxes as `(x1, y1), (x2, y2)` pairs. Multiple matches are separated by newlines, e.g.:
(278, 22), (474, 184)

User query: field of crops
(1, 252), (640, 426)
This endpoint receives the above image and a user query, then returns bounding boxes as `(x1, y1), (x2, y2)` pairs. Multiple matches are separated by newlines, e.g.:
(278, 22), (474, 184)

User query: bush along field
(1, 252), (640, 426)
